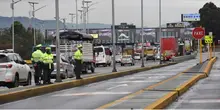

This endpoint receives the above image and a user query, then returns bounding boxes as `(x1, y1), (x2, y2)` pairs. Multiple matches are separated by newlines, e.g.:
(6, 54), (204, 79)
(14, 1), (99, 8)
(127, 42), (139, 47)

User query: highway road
(0, 59), (199, 109)
(167, 53), (220, 109)
(0, 60), (159, 92)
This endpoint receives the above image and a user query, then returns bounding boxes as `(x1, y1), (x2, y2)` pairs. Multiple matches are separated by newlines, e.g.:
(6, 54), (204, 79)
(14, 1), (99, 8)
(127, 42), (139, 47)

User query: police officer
(74, 44), (83, 79)
(31, 44), (44, 85)
(42, 47), (54, 84)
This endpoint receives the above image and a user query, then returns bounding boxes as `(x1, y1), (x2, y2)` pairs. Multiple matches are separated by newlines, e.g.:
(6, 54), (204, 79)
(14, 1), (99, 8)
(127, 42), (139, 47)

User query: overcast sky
(0, 0), (219, 27)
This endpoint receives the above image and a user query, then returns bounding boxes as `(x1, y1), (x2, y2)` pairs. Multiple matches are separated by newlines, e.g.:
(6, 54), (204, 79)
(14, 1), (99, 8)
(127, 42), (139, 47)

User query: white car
(115, 54), (122, 63)
(134, 53), (141, 60)
(0, 52), (32, 88)
(51, 54), (75, 79)
(121, 55), (135, 66)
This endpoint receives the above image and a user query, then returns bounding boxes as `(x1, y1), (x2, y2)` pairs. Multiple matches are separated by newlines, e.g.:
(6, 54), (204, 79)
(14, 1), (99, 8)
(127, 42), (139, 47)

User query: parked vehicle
(94, 45), (112, 67)
(59, 31), (96, 74)
(121, 55), (135, 66)
(146, 47), (156, 60)
(134, 53), (141, 60)
(115, 54), (122, 63)
(0, 51), (32, 88)
(51, 54), (75, 79)
(161, 37), (178, 61)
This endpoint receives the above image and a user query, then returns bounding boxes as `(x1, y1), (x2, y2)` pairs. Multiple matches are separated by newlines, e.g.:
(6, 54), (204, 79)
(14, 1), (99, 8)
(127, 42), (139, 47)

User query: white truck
(59, 31), (96, 74)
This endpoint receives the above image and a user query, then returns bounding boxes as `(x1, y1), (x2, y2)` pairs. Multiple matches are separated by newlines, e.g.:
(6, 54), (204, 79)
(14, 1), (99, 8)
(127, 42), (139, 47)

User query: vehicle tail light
(0, 64), (13, 68)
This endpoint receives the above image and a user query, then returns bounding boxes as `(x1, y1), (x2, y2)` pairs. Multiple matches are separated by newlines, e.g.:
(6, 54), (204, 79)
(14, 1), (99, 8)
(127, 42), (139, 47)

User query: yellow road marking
(96, 67), (192, 109)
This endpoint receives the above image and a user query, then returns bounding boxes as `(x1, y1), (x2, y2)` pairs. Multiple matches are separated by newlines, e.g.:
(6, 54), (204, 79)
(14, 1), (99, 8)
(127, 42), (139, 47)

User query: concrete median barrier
(0, 62), (177, 104)
(172, 52), (197, 63)
(146, 57), (217, 109)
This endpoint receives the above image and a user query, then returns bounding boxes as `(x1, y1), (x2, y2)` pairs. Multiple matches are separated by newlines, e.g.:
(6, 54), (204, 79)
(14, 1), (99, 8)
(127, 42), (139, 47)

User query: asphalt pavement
(0, 59), (200, 109)
(167, 53), (220, 109)
(0, 60), (158, 93)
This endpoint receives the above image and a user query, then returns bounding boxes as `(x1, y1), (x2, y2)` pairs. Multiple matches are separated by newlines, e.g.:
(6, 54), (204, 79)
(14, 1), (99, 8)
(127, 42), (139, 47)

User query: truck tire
(90, 63), (95, 73)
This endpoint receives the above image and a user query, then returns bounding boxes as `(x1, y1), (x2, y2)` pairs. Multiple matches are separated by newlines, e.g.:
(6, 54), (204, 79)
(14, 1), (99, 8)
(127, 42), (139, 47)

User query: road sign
(205, 35), (213, 43)
(192, 27), (205, 39)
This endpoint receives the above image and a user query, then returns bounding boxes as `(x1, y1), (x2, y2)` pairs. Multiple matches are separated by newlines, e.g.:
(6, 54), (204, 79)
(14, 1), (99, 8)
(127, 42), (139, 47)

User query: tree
(198, 2), (220, 41)
(0, 21), (45, 59)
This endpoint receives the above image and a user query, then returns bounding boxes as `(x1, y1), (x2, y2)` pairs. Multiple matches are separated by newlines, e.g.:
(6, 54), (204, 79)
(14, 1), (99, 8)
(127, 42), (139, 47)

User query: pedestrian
(74, 44), (83, 79)
(31, 44), (44, 85)
(42, 47), (54, 84)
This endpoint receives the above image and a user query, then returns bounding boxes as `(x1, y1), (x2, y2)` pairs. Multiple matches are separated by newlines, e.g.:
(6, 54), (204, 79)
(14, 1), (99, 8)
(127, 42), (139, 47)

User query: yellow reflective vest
(31, 50), (44, 62)
(74, 50), (83, 60)
(43, 53), (54, 64)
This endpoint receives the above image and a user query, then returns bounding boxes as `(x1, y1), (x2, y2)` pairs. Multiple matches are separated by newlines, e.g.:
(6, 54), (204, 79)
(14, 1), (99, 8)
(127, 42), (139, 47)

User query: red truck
(161, 37), (178, 61)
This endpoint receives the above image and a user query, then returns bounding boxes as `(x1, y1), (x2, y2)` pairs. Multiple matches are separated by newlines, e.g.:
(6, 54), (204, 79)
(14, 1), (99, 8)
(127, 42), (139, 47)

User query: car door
(14, 54), (26, 80)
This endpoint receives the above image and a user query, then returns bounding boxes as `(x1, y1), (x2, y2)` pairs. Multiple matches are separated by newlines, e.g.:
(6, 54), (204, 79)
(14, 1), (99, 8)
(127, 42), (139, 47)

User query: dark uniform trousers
(43, 63), (54, 84)
(74, 59), (82, 79)
(33, 62), (43, 84)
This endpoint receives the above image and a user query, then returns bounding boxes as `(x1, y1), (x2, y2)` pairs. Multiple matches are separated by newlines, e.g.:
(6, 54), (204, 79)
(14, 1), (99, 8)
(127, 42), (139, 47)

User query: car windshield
(0, 55), (9, 63)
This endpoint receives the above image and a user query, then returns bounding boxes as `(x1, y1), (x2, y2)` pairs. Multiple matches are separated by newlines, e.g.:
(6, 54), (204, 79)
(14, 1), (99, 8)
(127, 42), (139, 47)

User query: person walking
(42, 47), (54, 84)
(31, 44), (44, 85)
(74, 44), (83, 79)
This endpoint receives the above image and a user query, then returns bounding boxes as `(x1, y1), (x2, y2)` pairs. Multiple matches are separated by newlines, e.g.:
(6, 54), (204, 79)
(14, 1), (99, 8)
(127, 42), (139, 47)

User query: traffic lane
(0, 59), (198, 109)
(167, 54), (220, 109)
(94, 60), (159, 74)
(0, 60), (157, 93)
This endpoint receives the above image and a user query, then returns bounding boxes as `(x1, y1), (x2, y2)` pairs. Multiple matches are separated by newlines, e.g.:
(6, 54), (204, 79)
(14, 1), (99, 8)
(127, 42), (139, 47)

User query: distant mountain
(0, 16), (111, 29)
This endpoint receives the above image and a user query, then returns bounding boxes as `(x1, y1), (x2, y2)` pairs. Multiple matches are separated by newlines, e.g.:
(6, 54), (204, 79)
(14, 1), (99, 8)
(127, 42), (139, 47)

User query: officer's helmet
(35, 44), (42, 50)
(77, 44), (83, 48)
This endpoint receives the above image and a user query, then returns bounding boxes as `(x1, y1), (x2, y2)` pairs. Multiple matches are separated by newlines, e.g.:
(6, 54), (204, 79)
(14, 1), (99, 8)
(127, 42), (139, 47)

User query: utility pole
(62, 18), (67, 31)
(29, 1), (38, 46)
(11, 0), (22, 53)
(69, 13), (75, 29)
(78, 9), (83, 25)
(75, 0), (79, 30)
(83, 1), (92, 34)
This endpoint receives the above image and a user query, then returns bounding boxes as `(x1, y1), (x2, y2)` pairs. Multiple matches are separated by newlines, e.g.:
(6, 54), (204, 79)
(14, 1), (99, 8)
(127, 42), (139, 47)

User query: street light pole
(29, 2), (38, 46)
(55, 0), (62, 82)
(141, 0), (144, 67)
(11, 0), (22, 53)
(112, 0), (117, 72)
(159, 0), (162, 64)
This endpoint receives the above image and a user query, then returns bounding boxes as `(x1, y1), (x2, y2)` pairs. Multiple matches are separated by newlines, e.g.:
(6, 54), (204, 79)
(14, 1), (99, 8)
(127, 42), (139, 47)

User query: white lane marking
(111, 80), (160, 83)
(184, 99), (220, 103)
(106, 84), (128, 90)
(148, 76), (166, 79)
(52, 92), (131, 96)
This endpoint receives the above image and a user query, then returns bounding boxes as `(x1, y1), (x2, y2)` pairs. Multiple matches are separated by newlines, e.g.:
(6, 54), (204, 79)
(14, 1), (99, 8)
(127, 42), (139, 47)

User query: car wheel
(91, 63), (95, 73)
(121, 63), (124, 66)
(7, 75), (19, 88)
(103, 63), (107, 67)
(24, 72), (32, 86)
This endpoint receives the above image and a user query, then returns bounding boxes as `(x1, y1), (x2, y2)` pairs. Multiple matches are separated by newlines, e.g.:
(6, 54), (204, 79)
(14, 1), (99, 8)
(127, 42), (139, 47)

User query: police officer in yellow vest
(31, 44), (44, 85)
(42, 47), (54, 84)
(74, 44), (83, 79)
